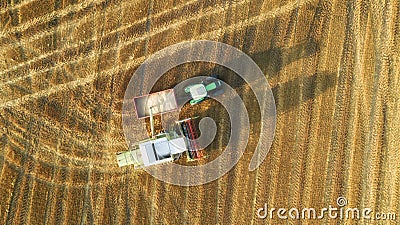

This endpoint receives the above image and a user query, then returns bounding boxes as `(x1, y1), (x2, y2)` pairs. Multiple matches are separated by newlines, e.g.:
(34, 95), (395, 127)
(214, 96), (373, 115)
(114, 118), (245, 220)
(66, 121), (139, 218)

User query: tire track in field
(13, 79), (52, 223)
(313, 1), (349, 221)
(0, 0), (318, 201)
(63, 169), (88, 224)
(0, 0), (314, 110)
(3, 162), (25, 225)
(275, 3), (306, 223)
(2, 109), (118, 168)
(1, 7), (34, 223)
(269, 1), (303, 221)
(0, 0), (53, 15)
(338, 0), (371, 218)
(287, 0), (335, 219)
(218, 4), (257, 223)
(219, 31), (250, 225)
(1, 107), (128, 182)
(230, 30), (264, 224)
(1, 0), (316, 109)
(146, 3), (197, 224)
(131, 172), (153, 224)
(0, 0), (105, 37)
(374, 2), (397, 217)
(0, 0), (318, 181)
(245, 2), (271, 223)
(0, 0), (203, 78)
(215, 2), (235, 223)
(247, 0), (334, 223)
(0, 0), (225, 88)
(385, 0), (400, 214)
(121, 170), (131, 225)
(0, 151), (126, 187)
(0, 161), (18, 225)
(325, 2), (376, 223)
(4, 112), (37, 225)
(322, 1), (357, 222)
(42, 91), (71, 225)
(137, 2), (158, 224)
(359, 0), (395, 218)
(358, 0), (384, 211)
(251, 8), (291, 225)
(0, 4), (316, 220)
(48, 166), (69, 225)
(0, 0), (247, 105)
(1, 83), (126, 173)
(82, 3), (114, 223)
(90, 171), (104, 224)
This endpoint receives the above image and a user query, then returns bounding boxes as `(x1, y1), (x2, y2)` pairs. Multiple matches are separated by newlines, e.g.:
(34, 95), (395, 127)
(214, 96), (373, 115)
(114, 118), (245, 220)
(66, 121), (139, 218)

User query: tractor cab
(184, 76), (222, 105)
(187, 84), (207, 100)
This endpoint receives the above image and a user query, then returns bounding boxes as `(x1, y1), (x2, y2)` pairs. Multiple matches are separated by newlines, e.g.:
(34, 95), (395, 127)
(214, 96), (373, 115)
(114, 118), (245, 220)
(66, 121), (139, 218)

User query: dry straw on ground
(0, 0), (399, 224)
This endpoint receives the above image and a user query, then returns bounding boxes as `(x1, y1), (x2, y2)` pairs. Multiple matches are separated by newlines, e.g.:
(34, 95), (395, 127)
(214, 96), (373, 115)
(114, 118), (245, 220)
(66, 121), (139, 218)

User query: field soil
(0, 0), (399, 224)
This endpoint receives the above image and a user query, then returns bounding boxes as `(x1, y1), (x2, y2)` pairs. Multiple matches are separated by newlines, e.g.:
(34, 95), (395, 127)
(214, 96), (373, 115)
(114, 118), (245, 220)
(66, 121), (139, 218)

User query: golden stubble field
(0, 0), (399, 224)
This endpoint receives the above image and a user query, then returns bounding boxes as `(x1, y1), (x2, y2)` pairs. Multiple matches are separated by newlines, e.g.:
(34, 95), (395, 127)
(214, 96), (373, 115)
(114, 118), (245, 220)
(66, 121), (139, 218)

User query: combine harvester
(117, 89), (205, 168)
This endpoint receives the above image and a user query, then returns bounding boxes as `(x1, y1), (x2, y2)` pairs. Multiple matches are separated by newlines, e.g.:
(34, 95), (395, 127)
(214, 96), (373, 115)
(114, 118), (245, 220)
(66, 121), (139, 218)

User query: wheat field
(0, 0), (399, 224)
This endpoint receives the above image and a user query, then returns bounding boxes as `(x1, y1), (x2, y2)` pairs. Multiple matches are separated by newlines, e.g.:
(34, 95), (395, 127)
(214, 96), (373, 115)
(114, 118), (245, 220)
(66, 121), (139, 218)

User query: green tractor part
(205, 82), (217, 91)
(185, 78), (222, 105)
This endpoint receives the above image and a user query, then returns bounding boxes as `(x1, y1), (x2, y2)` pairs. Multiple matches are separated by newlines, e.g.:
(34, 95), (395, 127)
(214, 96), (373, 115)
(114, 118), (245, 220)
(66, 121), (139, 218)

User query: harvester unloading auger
(117, 79), (222, 168)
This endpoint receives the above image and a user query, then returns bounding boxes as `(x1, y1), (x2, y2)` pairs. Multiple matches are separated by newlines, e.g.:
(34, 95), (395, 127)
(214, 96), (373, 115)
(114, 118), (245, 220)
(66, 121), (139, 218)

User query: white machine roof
(169, 137), (187, 155)
(138, 137), (187, 167)
(190, 84), (207, 100)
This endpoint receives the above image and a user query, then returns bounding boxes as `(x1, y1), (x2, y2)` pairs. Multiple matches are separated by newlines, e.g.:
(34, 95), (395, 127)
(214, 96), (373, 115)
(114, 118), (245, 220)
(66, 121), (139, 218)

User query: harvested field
(0, 0), (399, 224)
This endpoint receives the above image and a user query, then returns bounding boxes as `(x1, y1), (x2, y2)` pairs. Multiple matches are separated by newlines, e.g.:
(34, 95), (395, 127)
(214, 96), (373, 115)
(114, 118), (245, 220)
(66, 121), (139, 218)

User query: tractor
(184, 76), (224, 105)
